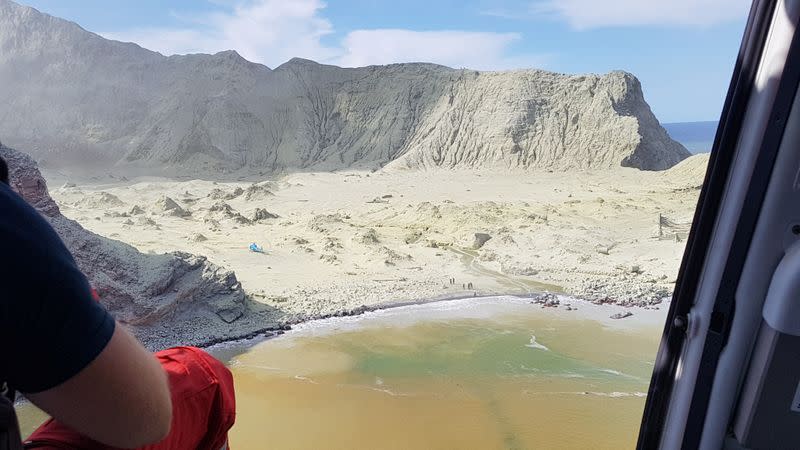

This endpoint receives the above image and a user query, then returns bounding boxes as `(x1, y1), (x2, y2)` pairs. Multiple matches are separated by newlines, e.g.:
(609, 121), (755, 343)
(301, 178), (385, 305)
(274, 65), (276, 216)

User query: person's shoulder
(0, 182), (71, 268)
(0, 181), (116, 393)
(0, 181), (39, 219)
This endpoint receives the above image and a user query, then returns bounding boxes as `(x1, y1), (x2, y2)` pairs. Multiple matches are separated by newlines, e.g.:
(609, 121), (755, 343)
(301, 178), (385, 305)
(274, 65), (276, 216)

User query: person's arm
(0, 179), (173, 448)
(26, 323), (173, 448)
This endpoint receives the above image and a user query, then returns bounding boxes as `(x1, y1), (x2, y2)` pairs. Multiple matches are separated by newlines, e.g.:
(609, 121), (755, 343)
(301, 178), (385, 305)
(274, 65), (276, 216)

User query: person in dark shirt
(0, 157), (8, 184)
(1, 180), (115, 394)
(0, 159), (173, 448)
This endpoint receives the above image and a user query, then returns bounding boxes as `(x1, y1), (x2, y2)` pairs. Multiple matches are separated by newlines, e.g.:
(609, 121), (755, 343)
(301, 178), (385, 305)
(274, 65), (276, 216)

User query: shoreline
(198, 289), (669, 352)
(195, 290), (528, 349)
(15, 292), (484, 407)
(15, 290), (667, 413)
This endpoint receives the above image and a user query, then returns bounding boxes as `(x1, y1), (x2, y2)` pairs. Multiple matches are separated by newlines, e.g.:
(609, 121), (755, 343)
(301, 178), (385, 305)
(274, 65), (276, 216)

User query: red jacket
(25, 346), (235, 450)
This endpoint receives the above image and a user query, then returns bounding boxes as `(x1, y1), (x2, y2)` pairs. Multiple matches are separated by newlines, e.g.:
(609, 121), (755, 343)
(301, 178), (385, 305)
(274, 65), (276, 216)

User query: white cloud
(531, 0), (751, 29)
(102, 0), (339, 68)
(335, 29), (546, 70)
(101, 0), (547, 71)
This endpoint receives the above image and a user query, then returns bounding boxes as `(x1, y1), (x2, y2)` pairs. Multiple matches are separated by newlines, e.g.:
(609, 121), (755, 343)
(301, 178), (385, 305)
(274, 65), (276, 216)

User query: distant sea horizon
(663, 121), (718, 154)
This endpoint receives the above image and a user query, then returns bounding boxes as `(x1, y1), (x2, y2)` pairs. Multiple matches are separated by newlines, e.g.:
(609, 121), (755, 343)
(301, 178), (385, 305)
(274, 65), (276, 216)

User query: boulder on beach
(610, 311), (634, 319)
(75, 191), (125, 209)
(356, 228), (380, 245)
(204, 201), (251, 224)
(252, 208), (279, 222)
(209, 187), (244, 200)
(308, 213), (347, 233)
(155, 195), (190, 217)
(135, 216), (160, 228)
(292, 237), (309, 245)
(530, 293), (560, 307)
(244, 183), (276, 201)
(377, 246), (413, 265)
(404, 230), (423, 244)
(189, 233), (208, 242)
(319, 254), (339, 264)
(155, 196), (179, 210)
(416, 202), (442, 220)
(473, 233), (492, 249)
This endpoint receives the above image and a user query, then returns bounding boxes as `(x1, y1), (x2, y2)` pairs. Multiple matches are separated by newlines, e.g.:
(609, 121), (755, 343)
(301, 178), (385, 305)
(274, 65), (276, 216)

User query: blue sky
(21, 0), (750, 123)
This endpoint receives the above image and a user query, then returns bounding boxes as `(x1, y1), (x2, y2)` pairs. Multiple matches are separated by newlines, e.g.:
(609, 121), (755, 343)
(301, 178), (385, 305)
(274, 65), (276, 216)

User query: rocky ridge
(0, 142), (278, 349)
(0, 0), (689, 174)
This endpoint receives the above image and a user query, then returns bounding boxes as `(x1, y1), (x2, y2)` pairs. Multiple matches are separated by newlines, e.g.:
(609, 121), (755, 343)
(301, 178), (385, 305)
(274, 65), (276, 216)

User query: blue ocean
(663, 121), (718, 154)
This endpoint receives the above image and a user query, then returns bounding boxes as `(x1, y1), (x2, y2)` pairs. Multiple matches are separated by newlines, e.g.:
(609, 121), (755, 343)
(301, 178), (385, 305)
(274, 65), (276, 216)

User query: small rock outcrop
(251, 208), (279, 222)
(206, 201), (250, 224)
(473, 233), (492, 249)
(244, 183), (275, 200)
(530, 293), (560, 308)
(189, 233), (208, 242)
(356, 228), (380, 245)
(155, 195), (189, 217)
(75, 191), (125, 209)
(208, 187), (243, 200)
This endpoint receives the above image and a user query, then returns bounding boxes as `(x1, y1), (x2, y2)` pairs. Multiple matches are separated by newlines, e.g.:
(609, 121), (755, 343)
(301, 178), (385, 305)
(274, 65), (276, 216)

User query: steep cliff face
(0, 142), (265, 348)
(0, 0), (689, 172)
(388, 69), (688, 171)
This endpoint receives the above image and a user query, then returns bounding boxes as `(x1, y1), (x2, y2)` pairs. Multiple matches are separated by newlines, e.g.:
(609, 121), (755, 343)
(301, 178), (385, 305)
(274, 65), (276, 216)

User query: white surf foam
(525, 335), (550, 351)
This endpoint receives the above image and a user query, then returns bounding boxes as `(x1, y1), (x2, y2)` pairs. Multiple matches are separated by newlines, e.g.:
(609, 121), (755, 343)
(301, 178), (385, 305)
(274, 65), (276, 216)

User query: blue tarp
(249, 243), (264, 253)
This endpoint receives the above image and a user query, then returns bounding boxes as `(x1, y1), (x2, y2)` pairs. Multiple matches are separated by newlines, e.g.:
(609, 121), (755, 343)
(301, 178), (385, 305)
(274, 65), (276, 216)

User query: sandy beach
(45, 154), (707, 327)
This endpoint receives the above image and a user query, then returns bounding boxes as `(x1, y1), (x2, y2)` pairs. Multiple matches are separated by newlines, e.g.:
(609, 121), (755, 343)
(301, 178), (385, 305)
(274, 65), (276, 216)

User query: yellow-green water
(17, 297), (662, 449)
(228, 298), (660, 449)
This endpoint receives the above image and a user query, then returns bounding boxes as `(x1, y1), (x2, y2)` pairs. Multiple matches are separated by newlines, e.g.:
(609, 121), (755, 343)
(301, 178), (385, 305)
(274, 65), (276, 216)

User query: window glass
(4, 0), (747, 447)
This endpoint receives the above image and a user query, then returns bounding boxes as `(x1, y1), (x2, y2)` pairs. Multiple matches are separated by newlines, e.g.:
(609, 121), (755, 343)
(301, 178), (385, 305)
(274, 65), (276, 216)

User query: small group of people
(1, 156), (236, 449)
(446, 277), (474, 290)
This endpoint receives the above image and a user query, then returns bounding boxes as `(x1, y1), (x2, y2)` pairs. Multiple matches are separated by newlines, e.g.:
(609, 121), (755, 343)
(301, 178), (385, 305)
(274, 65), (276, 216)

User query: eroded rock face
(473, 233), (493, 250)
(252, 208), (279, 222)
(0, 143), (256, 349)
(3, 142), (59, 216)
(0, 0), (689, 173)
